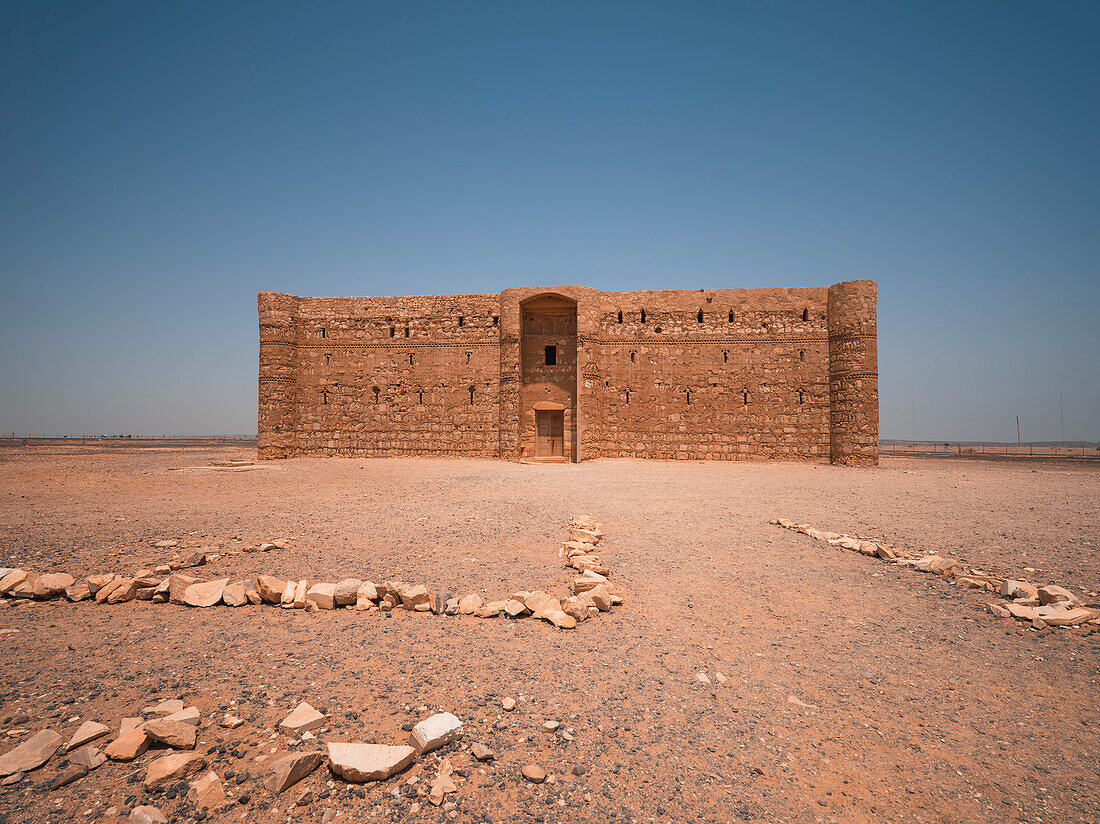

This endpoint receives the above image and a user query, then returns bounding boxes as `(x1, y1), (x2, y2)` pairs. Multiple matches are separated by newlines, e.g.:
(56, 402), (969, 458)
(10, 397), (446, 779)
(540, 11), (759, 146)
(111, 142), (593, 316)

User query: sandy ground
(0, 444), (1097, 824)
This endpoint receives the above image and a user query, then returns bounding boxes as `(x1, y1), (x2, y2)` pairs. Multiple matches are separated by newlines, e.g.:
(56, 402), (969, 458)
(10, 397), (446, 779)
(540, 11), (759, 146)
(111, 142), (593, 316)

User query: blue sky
(1, 1), (1096, 440)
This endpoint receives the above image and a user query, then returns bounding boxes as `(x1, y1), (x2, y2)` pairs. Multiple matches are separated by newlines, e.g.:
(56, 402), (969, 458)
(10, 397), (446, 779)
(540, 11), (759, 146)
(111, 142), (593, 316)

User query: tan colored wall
(257, 281), (877, 464)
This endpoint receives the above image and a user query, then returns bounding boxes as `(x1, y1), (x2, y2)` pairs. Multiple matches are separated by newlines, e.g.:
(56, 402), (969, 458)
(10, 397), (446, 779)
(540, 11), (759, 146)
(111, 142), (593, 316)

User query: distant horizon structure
(257, 281), (879, 465)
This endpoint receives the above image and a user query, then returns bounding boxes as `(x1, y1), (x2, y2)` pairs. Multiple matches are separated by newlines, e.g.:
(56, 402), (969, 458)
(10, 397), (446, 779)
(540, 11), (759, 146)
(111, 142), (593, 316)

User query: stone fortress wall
(258, 281), (878, 465)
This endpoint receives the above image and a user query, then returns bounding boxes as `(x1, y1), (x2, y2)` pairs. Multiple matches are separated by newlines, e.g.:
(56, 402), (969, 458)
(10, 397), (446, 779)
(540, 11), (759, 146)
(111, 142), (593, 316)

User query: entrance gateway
(535, 409), (564, 459)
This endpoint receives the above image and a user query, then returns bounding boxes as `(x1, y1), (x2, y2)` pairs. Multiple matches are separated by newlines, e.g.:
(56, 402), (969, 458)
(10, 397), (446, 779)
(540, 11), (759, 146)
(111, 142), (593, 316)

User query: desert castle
(258, 281), (878, 465)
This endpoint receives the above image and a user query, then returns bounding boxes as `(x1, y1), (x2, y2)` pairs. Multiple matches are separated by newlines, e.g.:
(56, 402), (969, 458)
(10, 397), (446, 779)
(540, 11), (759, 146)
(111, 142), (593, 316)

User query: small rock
(144, 700), (184, 717)
(66, 721), (109, 751)
(68, 746), (106, 771)
(521, 764), (546, 784)
(471, 743), (495, 761)
(46, 762), (88, 790)
(264, 751), (323, 793)
(220, 714), (244, 729)
(305, 583), (336, 610)
(255, 576), (287, 603)
(129, 805), (168, 824)
(222, 582), (248, 607)
(334, 579), (362, 607)
(458, 594), (482, 615)
(103, 723), (151, 762)
(279, 702), (326, 735)
(409, 713), (463, 754)
(162, 707), (200, 726)
(144, 719), (197, 750)
(144, 751), (206, 789)
(188, 770), (226, 810)
(502, 698), (516, 712)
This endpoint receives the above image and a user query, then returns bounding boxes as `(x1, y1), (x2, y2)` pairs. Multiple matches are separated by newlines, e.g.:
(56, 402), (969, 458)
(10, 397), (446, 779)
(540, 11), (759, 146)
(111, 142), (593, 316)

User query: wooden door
(535, 410), (564, 458)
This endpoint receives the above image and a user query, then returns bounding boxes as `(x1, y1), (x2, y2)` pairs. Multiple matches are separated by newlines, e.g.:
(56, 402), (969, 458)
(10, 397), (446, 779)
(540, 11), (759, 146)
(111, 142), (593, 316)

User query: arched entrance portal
(519, 294), (577, 462)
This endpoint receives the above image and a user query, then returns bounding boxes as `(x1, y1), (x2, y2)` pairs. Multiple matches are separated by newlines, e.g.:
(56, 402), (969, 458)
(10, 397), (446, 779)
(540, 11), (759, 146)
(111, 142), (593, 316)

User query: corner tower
(827, 280), (879, 466)
(257, 292), (300, 459)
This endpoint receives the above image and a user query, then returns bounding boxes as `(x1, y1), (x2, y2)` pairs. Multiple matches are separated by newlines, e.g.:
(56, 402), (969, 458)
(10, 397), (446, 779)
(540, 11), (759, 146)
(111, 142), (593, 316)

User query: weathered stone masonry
(258, 281), (878, 465)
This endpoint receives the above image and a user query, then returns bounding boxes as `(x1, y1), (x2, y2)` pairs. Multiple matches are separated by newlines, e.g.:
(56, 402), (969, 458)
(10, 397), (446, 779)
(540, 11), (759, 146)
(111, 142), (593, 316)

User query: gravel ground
(0, 444), (1097, 824)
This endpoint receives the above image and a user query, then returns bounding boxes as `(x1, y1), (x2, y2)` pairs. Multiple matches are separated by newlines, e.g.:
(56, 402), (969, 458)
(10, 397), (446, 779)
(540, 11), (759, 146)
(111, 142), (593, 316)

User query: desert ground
(0, 442), (1097, 824)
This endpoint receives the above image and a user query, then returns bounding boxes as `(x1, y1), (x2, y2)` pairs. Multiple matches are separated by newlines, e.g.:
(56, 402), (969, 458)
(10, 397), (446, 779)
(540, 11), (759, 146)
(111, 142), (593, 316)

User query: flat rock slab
(66, 721), (110, 751)
(183, 578), (229, 607)
(409, 713), (463, 754)
(144, 751), (206, 789)
(144, 718), (197, 750)
(265, 751), (323, 793)
(279, 702), (325, 735)
(0, 730), (62, 776)
(327, 742), (416, 782)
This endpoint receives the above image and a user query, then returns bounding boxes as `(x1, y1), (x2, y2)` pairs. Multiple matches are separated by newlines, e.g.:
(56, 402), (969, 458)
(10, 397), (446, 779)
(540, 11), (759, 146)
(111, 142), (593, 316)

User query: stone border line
(769, 518), (1100, 631)
(0, 515), (623, 632)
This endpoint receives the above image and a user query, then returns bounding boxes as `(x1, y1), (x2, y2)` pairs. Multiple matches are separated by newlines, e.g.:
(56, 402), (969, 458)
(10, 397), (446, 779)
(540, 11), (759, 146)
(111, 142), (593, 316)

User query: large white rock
(409, 713), (463, 754)
(327, 742), (416, 781)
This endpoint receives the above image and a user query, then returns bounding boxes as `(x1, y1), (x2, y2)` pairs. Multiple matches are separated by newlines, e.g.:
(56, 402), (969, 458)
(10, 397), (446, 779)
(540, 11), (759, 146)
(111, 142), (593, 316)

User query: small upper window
(728, 310), (734, 323)
(545, 345), (557, 366)
(640, 309), (647, 323)
(492, 315), (499, 326)
(617, 310), (623, 324)
(802, 308), (809, 322)
(404, 327), (410, 338)
(321, 327), (326, 339)
(458, 316), (465, 327)
(697, 309), (703, 323)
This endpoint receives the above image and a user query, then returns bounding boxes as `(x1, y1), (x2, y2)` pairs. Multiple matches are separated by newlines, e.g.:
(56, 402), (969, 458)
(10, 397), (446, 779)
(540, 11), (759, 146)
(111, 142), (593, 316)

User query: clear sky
(1, 1), (1097, 441)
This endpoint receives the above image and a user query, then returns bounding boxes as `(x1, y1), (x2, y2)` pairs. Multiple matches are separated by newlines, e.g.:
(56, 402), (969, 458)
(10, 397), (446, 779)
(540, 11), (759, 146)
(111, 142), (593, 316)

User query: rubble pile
(0, 698), (498, 821)
(0, 515), (624, 631)
(769, 518), (1100, 630)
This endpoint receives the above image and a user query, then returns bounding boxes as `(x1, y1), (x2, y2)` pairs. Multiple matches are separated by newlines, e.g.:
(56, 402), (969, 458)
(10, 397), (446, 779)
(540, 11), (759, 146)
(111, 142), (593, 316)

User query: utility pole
(911, 401), (916, 446)
(1060, 393), (1065, 453)
(1017, 415), (1021, 447)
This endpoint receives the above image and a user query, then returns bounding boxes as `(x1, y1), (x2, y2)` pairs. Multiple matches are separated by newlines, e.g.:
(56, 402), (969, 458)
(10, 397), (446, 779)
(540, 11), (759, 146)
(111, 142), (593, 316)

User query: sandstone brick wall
(258, 280), (878, 465)
(258, 293), (500, 459)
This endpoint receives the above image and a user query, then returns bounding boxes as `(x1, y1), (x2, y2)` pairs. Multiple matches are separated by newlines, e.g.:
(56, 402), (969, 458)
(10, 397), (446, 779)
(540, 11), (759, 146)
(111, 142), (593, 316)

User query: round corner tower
(827, 280), (879, 466)
(257, 292), (300, 459)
